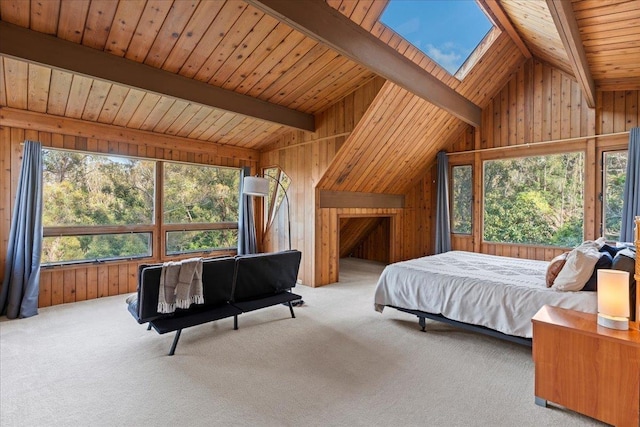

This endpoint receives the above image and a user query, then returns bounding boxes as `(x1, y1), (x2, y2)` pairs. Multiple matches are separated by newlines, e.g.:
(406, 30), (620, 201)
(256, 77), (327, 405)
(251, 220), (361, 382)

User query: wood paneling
(260, 77), (387, 285)
(573, 0), (640, 90)
(0, 0), (377, 149)
(261, 30), (524, 285)
(481, 59), (596, 148)
(248, 0), (482, 127)
(501, 0), (574, 77)
(448, 59), (639, 261)
(0, 107), (258, 161)
(0, 122), (255, 307)
(339, 217), (384, 258)
(318, 31), (526, 195)
(0, 56), (294, 149)
(314, 166), (434, 285)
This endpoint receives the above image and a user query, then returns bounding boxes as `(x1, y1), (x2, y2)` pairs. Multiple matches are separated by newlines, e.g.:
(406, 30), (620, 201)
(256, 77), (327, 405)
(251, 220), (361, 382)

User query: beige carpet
(1, 258), (601, 426)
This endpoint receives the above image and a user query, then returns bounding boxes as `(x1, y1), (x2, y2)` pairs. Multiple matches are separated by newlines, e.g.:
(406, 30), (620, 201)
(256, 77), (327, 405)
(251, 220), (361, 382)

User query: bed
(374, 244), (638, 346)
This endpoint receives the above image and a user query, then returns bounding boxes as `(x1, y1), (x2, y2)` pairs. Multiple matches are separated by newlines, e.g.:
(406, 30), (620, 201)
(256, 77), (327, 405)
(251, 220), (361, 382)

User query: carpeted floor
(1, 258), (601, 426)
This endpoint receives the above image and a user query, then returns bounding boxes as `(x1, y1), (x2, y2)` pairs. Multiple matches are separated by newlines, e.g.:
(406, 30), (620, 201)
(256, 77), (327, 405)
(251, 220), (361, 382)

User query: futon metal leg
(288, 301), (295, 318)
(418, 316), (426, 332)
(168, 329), (182, 356)
(147, 324), (152, 331)
(234, 315), (238, 330)
(534, 396), (547, 408)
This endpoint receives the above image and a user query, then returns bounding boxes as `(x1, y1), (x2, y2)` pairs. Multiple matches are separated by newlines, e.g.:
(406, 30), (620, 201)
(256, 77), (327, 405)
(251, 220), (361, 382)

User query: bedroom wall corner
(426, 59), (639, 262)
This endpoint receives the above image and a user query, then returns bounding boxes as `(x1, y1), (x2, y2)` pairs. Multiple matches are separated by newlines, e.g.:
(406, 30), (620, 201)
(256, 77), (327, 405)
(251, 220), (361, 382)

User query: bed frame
(392, 306), (533, 346)
(396, 216), (640, 347)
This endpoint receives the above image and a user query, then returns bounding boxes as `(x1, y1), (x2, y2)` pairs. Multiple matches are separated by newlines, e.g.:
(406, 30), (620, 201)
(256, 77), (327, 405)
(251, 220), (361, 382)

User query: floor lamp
(242, 174), (303, 306)
(242, 175), (291, 250)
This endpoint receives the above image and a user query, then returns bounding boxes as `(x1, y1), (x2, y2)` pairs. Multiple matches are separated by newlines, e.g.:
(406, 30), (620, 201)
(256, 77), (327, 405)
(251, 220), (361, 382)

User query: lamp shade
(243, 176), (269, 197)
(597, 269), (630, 330)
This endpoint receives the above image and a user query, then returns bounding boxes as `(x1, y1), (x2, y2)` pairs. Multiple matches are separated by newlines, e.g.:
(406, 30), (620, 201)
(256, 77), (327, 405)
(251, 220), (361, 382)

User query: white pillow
(552, 242), (601, 291)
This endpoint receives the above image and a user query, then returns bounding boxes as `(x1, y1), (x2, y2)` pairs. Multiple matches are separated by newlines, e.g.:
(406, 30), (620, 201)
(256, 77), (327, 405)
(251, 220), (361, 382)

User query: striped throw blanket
(157, 258), (204, 314)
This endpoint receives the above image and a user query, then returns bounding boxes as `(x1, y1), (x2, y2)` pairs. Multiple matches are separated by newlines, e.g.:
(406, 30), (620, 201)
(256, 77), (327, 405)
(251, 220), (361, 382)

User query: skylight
(380, 0), (494, 77)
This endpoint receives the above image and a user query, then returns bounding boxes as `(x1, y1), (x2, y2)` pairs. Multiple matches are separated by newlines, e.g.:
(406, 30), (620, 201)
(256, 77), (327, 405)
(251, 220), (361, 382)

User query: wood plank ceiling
(317, 1), (525, 194)
(500, 0), (574, 77)
(501, 0), (640, 91)
(0, 0), (377, 149)
(0, 0), (638, 158)
(572, 0), (640, 91)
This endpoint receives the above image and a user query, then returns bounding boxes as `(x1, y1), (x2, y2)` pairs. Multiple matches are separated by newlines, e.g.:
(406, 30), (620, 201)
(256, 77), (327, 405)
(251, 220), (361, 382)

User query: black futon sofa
(127, 250), (302, 355)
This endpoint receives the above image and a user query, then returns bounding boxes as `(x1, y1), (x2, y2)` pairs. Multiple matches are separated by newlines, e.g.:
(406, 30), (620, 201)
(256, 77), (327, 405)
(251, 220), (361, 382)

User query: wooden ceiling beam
(246, 0), (482, 127)
(0, 21), (315, 132)
(546, 0), (596, 108)
(0, 107), (258, 161)
(477, 0), (532, 59)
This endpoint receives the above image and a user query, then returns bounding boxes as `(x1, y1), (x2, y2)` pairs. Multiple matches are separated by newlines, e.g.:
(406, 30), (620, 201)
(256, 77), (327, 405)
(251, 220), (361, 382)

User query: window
(42, 149), (241, 265)
(602, 151), (628, 241)
(163, 162), (240, 255)
(451, 165), (472, 234)
(380, 0), (495, 76)
(483, 152), (585, 247)
(42, 150), (155, 264)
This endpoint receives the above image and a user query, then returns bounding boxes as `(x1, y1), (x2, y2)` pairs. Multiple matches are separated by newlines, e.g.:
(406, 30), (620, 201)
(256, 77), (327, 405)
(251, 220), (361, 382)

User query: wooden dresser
(532, 305), (640, 427)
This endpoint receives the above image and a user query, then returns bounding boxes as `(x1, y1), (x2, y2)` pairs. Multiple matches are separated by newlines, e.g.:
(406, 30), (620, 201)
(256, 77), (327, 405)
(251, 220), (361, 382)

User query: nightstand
(532, 305), (640, 427)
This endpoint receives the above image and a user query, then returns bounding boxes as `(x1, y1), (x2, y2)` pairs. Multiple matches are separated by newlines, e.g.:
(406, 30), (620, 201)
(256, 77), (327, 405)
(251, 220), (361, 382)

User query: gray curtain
(237, 167), (257, 255)
(620, 127), (640, 242)
(435, 151), (451, 254)
(0, 141), (43, 319)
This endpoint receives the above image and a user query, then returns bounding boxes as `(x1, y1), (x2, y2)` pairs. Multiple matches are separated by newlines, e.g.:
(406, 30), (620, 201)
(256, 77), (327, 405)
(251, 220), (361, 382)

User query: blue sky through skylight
(380, 0), (494, 75)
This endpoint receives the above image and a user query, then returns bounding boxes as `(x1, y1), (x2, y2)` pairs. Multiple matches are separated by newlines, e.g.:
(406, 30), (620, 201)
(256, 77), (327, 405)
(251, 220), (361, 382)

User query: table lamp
(597, 269), (630, 330)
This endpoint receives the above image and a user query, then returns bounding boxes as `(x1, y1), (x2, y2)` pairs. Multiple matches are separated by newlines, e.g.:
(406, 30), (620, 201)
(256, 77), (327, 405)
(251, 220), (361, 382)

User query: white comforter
(374, 251), (597, 338)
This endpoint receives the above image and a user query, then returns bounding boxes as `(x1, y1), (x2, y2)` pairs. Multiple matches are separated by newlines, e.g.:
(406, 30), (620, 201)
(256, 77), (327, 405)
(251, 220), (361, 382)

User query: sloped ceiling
(0, 0), (376, 149)
(318, 5), (526, 194)
(572, 0), (640, 91)
(500, 0), (640, 91)
(317, 0), (640, 195)
(0, 0), (638, 160)
(500, 0), (574, 77)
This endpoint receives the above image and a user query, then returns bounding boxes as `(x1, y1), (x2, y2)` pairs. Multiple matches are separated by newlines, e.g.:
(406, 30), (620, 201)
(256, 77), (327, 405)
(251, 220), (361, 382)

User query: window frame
(450, 164), (473, 235)
(42, 148), (241, 266)
(600, 149), (628, 242)
(160, 160), (240, 256)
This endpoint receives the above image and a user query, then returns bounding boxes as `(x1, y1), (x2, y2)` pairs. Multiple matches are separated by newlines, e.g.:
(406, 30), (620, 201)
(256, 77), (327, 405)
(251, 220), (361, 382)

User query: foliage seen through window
(451, 165), (472, 234)
(603, 151), (627, 241)
(483, 153), (585, 247)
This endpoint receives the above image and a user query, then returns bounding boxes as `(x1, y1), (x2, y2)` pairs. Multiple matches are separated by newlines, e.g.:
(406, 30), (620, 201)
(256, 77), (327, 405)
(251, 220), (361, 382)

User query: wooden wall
(0, 114), (257, 307)
(447, 59), (639, 261)
(260, 75), (438, 286)
(314, 164), (434, 285)
(260, 77), (386, 285)
(349, 218), (390, 263)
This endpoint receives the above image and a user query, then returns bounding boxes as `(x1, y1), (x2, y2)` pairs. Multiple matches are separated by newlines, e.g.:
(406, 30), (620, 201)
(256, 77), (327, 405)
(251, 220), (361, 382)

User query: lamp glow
(597, 269), (630, 330)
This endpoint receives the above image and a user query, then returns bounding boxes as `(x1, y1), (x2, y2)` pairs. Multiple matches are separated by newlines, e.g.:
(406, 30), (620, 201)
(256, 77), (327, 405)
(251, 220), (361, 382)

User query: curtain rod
(446, 130), (630, 156)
